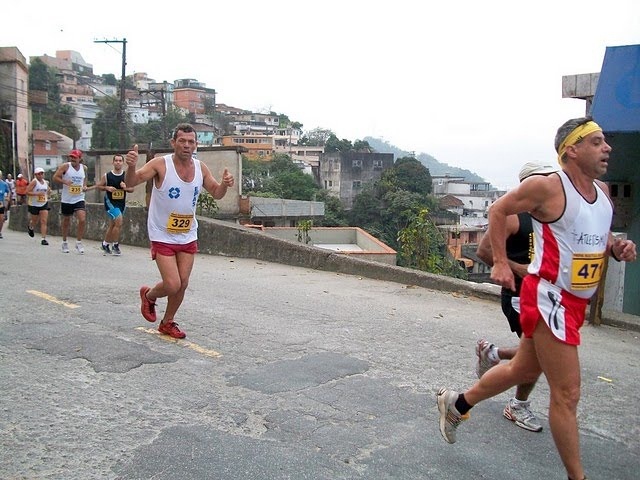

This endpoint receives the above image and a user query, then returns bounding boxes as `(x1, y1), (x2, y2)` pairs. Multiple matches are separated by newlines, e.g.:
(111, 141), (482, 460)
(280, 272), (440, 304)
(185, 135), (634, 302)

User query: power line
(94, 38), (127, 148)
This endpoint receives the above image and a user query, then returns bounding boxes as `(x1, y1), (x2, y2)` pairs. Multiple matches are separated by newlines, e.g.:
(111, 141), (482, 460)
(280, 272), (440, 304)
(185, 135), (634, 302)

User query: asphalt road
(1, 227), (639, 479)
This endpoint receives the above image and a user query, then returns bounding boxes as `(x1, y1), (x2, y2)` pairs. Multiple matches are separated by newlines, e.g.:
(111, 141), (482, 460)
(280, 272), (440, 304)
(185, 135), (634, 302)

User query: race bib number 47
(166, 212), (193, 233)
(571, 253), (605, 290)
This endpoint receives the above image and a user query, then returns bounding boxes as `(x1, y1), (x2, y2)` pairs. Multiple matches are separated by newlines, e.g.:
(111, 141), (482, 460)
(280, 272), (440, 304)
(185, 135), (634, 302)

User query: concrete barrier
(9, 202), (639, 332)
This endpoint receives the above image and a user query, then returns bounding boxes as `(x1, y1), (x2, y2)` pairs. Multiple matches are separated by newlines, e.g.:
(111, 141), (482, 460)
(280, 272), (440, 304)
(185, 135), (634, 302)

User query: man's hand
(126, 144), (139, 168)
(491, 260), (516, 292)
(613, 238), (637, 262)
(221, 168), (234, 187)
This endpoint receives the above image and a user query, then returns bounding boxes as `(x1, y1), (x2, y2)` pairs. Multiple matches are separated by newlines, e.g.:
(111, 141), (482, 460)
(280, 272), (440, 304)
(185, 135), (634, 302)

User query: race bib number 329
(166, 212), (193, 233)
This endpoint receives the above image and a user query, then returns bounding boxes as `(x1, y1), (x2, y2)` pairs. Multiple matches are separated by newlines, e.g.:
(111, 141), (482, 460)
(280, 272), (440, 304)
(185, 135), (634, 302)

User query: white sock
(487, 347), (500, 363)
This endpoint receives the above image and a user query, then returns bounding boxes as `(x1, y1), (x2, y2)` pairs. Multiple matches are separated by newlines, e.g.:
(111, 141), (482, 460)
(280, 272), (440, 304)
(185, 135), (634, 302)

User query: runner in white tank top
(528, 169), (612, 299)
(59, 161), (86, 205)
(26, 167), (52, 245)
(53, 149), (88, 253)
(28, 175), (49, 208)
(436, 117), (637, 480)
(125, 123), (235, 340)
(147, 154), (203, 245)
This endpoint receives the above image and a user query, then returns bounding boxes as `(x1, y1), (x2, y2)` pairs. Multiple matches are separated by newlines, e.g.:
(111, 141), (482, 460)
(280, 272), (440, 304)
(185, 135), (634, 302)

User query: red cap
(69, 149), (83, 158)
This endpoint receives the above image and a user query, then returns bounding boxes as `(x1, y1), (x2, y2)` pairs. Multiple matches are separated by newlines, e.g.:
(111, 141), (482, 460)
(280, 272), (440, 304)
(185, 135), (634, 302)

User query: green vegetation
(28, 58), (79, 140)
(196, 191), (219, 218)
(18, 62), (466, 280)
(397, 209), (468, 279)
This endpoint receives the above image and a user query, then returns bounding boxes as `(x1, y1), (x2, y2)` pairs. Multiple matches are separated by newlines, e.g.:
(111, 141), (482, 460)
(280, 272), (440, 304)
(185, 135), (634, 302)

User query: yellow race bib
(570, 253), (605, 290)
(111, 189), (125, 200)
(69, 184), (82, 195)
(166, 212), (193, 233)
(37, 194), (46, 202)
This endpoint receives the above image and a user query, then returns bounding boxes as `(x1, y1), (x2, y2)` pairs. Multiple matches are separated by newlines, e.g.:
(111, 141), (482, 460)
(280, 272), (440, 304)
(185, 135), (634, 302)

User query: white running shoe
(503, 398), (543, 432)
(76, 241), (84, 254)
(436, 387), (469, 444)
(61, 241), (69, 253)
(476, 338), (500, 378)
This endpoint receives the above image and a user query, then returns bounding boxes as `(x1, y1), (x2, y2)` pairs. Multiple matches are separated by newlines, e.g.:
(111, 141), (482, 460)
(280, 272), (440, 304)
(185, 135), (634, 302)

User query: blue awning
(591, 44), (640, 132)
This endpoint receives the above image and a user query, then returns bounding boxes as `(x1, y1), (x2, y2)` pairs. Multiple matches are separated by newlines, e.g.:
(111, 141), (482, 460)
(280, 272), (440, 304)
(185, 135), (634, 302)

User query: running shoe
(101, 243), (111, 255)
(139, 286), (157, 322)
(41, 239), (49, 245)
(158, 321), (186, 339)
(436, 387), (469, 444)
(61, 241), (69, 253)
(28, 225), (34, 237)
(476, 338), (500, 378)
(503, 398), (543, 432)
(76, 241), (84, 254)
(112, 244), (121, 256)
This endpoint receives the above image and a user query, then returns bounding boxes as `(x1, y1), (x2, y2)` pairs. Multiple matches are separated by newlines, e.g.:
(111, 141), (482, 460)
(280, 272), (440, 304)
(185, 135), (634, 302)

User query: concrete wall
(86, 146), (243, 216)
(259, 226), (397, 265)
(9, 203), (494, 300)
(9, 203), (638, 331)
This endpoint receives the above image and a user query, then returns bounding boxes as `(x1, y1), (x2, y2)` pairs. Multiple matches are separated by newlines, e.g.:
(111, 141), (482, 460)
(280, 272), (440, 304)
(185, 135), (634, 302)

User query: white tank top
(528, 170), (613, 298)
(60, 163), (86, 204)
(29, 179), (49, 207)
(147, 154), (203, 244)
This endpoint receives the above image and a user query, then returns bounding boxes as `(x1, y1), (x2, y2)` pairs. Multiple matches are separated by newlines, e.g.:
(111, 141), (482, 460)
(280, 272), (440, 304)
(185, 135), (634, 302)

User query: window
(373, 159), (383, 170)
(353, 180), (362, 189)
(352, 159), (362, 168)
(45, 141), (51, 151)
(45, 158), (51, 166)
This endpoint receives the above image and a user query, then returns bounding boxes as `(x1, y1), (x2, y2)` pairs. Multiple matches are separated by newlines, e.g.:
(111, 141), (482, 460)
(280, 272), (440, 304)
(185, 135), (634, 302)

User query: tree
(385, 156), (432, 196)
(349, 158), (435, 249)
(325, 134), (353, 152)
(92, 97), (125, 149)
(132, 106), (189, 148)
(101, 74), (117, 86)
(278, 113), (290, 128)
(299, 127), (333, 146)
(397, 209), (467, 279)
(353, 139), (372, 152)
(242, 154), (318, 201)
(315, 190), (348, 226)
(262, 169), (318, 201)
(28, 58), (77, 136)
(28, 58), (58, 94)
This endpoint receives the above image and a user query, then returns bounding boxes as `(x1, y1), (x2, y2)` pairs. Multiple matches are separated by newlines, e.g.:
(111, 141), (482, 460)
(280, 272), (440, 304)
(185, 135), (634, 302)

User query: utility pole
(139, 81), (169, 144)
(1, 118), (16, 178)
(94, 38), (128, 148)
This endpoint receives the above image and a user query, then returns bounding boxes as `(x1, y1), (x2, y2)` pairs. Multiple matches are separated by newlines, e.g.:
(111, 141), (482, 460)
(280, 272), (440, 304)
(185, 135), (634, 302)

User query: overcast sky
(2, 0), (639, 189)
